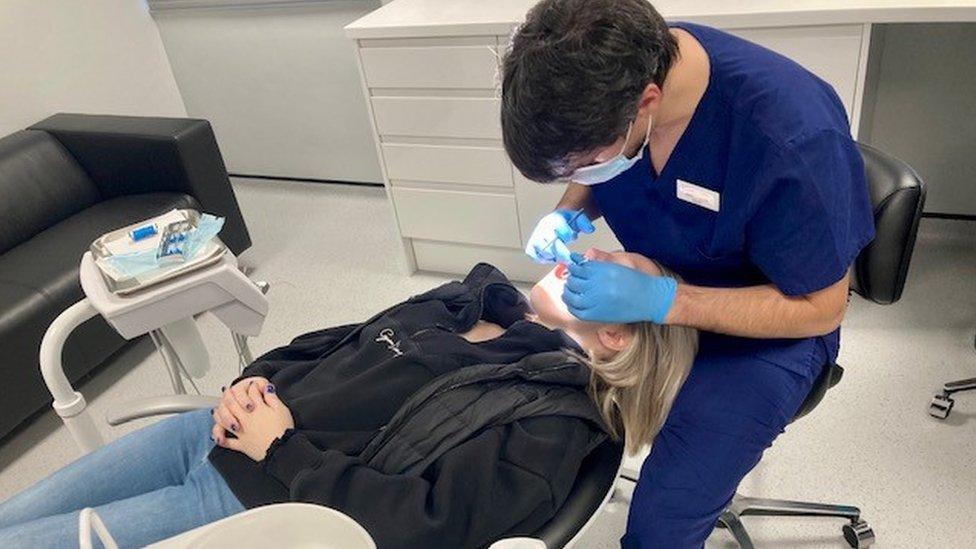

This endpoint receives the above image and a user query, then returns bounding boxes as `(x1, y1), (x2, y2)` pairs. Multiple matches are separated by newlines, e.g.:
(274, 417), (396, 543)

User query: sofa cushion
(0, 131), (102, 255)
(0, 281), (89, 439)
(0, 192), (200, 308)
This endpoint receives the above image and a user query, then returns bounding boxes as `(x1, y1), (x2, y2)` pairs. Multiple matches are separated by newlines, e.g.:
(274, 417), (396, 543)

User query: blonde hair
(586, 267), (698, 454)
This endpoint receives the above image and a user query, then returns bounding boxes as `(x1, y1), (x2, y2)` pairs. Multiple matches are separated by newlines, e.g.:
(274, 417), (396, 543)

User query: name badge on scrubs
(676, 179), (720, 212)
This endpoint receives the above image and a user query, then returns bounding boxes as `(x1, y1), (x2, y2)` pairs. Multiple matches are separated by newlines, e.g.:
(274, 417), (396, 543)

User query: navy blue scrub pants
(622, 334), (830, 547)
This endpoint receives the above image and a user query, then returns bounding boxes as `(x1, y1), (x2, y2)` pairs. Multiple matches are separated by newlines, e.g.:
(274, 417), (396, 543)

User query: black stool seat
(794, 363), (845, 421)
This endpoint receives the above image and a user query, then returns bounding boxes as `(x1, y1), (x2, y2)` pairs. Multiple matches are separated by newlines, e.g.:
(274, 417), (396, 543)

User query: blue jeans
(0, 409), (244, 548)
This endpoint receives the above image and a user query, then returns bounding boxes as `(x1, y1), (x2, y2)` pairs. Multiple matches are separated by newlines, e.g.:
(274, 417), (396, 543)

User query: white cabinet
(351, 23), (869, 281)
(353, 34), (528, 278)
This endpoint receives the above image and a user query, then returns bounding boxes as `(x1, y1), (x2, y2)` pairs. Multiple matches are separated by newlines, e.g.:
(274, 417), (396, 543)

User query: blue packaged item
(157, 220), (193, 262)
(105, 214), (225, 279)
(129, 224), (158, 242)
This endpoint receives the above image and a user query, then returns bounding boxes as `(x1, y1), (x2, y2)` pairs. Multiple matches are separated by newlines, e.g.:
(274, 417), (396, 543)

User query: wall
(860, 23), (976, 216)
(0, 0), (186, 136)
(151, 1), (384, 184)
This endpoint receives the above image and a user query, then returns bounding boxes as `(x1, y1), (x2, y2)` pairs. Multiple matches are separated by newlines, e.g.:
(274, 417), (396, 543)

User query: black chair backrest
(795, 142), (926, 421)
(531, 438), (623, 548)
(851, 142), (926, 305)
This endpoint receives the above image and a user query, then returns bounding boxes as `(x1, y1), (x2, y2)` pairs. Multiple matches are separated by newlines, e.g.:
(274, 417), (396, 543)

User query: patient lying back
(0, 252), (694, 549)
(209, 261), (611, 549)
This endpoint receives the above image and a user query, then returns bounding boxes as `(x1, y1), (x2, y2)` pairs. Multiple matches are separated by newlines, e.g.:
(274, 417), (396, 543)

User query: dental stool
(715, 142), (925, 548)
(928, 325), (976, 418)
(930, 376), (976, 419)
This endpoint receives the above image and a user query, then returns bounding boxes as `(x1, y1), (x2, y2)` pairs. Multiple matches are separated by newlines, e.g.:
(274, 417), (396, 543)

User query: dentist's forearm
(664, 274), (850, 339)
(555, 182), (602, 221)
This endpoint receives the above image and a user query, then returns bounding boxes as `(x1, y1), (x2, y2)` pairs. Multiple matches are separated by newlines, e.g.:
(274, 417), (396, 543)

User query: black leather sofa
(0, 113), (250, 441)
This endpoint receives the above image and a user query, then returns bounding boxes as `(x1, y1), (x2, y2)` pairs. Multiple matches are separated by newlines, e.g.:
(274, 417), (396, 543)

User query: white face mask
(569, 114), (653, 186)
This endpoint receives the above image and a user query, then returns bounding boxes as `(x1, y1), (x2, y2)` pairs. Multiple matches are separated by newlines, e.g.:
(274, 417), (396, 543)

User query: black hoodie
(209, 264), (607, 548)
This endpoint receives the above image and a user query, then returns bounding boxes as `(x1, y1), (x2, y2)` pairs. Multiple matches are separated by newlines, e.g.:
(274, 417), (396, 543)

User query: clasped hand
(212, 376), (294, 462)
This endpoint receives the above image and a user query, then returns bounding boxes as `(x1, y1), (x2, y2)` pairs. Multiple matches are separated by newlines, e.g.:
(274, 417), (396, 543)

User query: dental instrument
(538, 209), (586, 259)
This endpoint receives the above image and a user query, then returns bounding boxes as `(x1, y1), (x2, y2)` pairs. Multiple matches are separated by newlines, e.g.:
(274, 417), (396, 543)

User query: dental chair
(89, 397), (624, 549)
(46, 221), (624, 548)
(126, 406), (622, 548)
(703, 142), (925, 548)
(534, 439), (624, 547)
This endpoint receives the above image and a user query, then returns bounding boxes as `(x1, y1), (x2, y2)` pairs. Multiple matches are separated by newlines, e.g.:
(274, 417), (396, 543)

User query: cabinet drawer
(361, 46), (498, 89)
(383, 143), (512, 187)
(371, 97), (501, 139)
(413, 240), (549, 283)
(392, 187), (520, 247)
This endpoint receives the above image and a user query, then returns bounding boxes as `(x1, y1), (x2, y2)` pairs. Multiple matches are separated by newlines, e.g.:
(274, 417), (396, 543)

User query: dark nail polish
(266, 384), (276, 393)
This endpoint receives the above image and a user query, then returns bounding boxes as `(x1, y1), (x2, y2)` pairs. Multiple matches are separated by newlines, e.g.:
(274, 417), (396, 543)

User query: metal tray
(90, 209), (227, 296)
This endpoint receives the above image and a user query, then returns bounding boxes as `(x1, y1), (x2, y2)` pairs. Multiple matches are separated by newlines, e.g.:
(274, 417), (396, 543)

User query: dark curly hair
(501, 0), (677, 182)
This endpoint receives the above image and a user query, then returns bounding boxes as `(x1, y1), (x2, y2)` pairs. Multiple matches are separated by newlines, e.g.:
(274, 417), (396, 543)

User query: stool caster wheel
(843, 519), (874, 548)
(929, 394), (954, 419)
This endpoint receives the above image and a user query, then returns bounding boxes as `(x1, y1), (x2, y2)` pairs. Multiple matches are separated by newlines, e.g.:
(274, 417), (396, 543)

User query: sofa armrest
(30, 113), (251, 254)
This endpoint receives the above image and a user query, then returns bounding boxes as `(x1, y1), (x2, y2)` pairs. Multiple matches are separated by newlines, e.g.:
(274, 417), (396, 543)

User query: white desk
(346, 0), (976, 281)
(346, 0), (976, 38)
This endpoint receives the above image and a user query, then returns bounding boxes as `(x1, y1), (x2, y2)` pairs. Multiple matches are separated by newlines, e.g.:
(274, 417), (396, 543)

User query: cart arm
(106, 395), (220, 426)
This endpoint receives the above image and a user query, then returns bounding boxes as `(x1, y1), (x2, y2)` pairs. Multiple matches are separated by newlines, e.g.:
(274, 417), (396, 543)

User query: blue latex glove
(524, 209), (596, 263)
(562, 259), (678, 324)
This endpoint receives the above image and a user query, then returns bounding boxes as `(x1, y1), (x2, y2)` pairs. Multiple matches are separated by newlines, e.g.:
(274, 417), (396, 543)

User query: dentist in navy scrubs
(500, 0), (875, 546)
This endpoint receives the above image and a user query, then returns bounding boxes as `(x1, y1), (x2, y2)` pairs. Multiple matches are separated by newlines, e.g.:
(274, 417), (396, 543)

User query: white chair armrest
(106, 395), (220, 426)
(489, 537), (547, 549)
(149, 503), (375, 548)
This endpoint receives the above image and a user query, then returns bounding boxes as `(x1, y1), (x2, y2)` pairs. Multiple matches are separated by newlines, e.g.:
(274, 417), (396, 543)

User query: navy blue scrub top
(589, 22), (875, 374)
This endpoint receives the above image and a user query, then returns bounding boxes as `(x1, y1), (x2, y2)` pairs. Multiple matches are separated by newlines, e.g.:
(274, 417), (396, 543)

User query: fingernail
(246, 404), (254, 411)
(266, 384), (276, 394)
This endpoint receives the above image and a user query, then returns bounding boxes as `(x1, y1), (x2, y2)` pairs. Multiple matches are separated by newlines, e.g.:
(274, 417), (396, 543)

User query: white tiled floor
(1, 178), (974, 548)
